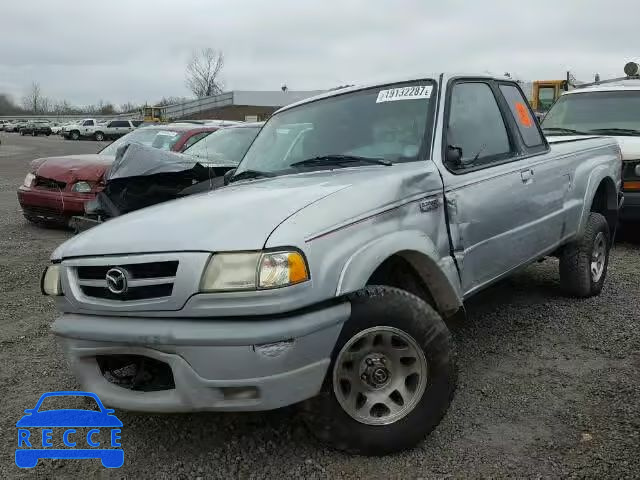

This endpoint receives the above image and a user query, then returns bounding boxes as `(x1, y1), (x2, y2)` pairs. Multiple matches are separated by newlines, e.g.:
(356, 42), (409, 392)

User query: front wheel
(300, 286), (457, 455)
(559, 212), (610, 297)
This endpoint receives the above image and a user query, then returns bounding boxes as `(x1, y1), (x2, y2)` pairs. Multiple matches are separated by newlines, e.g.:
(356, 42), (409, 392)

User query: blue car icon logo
(16, 391), (123, 468)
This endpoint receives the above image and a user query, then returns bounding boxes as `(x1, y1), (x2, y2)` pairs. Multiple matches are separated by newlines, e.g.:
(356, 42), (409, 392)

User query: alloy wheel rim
(332, 326), (428, 426)
(590, 232), (606, 283)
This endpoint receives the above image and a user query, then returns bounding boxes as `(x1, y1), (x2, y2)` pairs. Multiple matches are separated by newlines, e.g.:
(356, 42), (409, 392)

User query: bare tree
(185, 48), (224, 98)
(156, 96), (189, 107)
(119, 102), (139, 114)
(22, 82), (49, 114)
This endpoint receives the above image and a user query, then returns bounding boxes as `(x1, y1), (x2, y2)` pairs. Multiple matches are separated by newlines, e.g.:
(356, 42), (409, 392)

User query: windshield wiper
(229, 169), (276, 183)
(587, 128), (640, 136)
(542, 127), (590, 135)
(290, 155), (392, 168)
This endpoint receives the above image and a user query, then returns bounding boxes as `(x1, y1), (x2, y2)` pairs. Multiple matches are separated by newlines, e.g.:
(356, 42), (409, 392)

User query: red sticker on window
(515, 102), (533, 127)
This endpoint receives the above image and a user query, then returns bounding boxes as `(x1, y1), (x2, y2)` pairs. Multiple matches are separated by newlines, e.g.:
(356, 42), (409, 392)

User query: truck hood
(32, 154), (114, 183)
(52, 175), (349, 259)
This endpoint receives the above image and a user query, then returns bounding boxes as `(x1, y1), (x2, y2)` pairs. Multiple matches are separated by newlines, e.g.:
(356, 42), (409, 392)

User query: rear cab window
(498, 83), (547, 152)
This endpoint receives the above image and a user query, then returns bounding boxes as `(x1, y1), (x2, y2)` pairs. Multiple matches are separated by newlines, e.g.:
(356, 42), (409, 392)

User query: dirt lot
(0, 132), (638, 479)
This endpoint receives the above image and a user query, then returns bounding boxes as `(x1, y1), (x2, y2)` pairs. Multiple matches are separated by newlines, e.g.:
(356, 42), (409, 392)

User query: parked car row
(17, 122), (261, 227)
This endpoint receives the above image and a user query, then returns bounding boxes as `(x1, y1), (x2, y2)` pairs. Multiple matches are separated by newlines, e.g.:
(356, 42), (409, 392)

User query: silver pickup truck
(43, 74), (622, 455)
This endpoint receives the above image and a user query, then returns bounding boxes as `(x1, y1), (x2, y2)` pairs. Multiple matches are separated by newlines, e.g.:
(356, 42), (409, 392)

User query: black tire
(300, 286), (457, 455)
(70, 131), (80, 141)
(94, 132), (105, 141)
(559, 212), (610, 297)
(23, 214), (69, 229)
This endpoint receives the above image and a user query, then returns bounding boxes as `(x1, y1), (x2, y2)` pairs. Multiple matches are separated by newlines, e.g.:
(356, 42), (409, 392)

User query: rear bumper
(621, 191), (640, 221)
(52, 303), (350, 412)
(17, 186), (94, 217)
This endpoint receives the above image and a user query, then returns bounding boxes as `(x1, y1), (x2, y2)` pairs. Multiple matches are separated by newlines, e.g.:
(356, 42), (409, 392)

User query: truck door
(82, 120), (94, 135)
(439, 80), (553, 297)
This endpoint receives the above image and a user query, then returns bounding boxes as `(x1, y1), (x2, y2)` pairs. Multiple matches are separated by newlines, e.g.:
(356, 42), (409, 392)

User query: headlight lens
(200, 252), (261, 291)
(258, 251), (308, 289)
(23, 173), (36, 187)
(200, 250), (309, 292)
(71, 181), (92, 193)
(41, 265), (63, 296)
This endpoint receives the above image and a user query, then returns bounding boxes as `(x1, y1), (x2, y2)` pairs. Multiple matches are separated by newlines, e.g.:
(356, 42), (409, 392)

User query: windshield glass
(183, 126), (260, 165)
(99, 128), (180, 155)
(236, 81), (435, 176)
(542, 90), (640, 134)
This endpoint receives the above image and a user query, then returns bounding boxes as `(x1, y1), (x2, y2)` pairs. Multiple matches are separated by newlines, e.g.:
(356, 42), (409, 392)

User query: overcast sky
(1, 0), (638, 107)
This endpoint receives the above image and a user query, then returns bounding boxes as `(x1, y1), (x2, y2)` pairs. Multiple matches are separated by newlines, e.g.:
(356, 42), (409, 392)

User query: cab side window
(499, 84), (545, 149)
(447, 82), (512, 168)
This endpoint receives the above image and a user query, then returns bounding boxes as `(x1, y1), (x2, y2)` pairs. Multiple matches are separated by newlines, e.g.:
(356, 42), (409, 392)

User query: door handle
(520, 168), (534, 184)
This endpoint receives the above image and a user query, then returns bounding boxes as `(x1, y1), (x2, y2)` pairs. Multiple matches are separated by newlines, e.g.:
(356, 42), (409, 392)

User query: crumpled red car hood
(31, 154), (115, 183)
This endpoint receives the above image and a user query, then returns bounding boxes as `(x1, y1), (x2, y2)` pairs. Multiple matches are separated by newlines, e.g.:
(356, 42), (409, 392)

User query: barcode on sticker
(376, 86), (432, 103)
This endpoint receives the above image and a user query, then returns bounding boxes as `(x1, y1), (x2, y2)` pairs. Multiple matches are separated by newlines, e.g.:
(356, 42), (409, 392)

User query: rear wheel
(559, 212), (610, 297)
(70, 130), (80, 140)
(94, 131), (105, 141)
(300, 286), (457, 455)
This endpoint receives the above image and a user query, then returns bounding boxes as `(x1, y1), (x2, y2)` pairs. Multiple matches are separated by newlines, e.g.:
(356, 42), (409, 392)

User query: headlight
(200, 250), (309, 292)
(41, 265), (63, 296)
(71, 181), (92, 193)
(23, 173), (35, 187)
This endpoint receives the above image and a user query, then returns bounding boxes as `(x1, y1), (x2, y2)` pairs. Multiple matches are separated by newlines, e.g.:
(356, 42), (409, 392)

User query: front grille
(81, 284), (174, 301)
(34, 176), (67, 190)
(77, 261), (178, 280)
(76, 260), (178, 301)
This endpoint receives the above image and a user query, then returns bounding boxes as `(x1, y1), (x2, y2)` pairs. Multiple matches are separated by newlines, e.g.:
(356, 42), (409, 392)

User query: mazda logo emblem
(105, 267), (129, 295)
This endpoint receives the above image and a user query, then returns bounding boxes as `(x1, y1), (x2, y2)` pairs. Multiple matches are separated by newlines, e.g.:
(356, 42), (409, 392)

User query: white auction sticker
(376, 85), (432, 103)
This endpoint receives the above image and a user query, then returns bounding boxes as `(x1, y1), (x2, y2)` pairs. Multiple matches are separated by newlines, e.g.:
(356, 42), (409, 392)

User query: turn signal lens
(623, 181), (640, 191)
(258, 251), (309, 289)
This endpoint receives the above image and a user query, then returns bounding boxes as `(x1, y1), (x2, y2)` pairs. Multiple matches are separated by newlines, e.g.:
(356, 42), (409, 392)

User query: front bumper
(17, 186), (95, 218)
(53, 303), (349, 412)
(620, 191), (640, 221)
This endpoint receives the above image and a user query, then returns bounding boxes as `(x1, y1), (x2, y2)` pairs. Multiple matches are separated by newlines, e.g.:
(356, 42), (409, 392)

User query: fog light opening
(221, 386), (259, 401)
(97, 355), (175, 392)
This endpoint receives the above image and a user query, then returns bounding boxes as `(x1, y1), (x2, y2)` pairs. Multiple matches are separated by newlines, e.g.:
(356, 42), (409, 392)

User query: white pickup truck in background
(62, 118), (137, 141)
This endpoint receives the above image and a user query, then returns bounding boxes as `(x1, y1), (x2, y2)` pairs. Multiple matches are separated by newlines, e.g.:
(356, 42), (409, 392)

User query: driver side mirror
(445, 145), (463, 168)
(223, 168), (237, 186)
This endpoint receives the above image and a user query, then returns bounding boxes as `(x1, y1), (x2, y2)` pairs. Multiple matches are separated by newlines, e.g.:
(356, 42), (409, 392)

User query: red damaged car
(17, 124), (218, 227)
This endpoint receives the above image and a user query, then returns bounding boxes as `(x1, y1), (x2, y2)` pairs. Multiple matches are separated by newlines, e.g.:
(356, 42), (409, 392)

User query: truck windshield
(235, 80), (436, 177)
(542, 90), (640, 135)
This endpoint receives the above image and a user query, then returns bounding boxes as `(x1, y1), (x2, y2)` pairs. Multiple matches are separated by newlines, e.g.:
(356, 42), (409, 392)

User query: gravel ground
(0, 132), (638, 479)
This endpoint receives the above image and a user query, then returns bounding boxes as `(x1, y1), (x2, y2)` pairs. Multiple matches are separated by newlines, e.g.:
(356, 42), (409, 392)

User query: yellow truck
(141, 106), (166, 123)
(529, 80), (569, 113)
